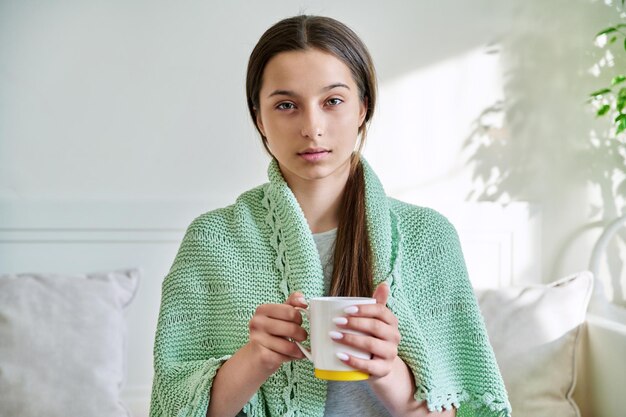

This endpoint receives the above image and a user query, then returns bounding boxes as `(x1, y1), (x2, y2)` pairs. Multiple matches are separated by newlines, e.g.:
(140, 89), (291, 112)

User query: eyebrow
(267, 83), (350, 98)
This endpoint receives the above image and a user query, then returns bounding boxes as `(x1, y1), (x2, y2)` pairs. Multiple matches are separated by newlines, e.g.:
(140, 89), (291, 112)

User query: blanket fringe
(415, 384), (511, 417)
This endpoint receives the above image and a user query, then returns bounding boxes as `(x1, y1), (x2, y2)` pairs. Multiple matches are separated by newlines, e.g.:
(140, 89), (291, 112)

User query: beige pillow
(475, 271), (593, 417)
(0, 269), (140, 417)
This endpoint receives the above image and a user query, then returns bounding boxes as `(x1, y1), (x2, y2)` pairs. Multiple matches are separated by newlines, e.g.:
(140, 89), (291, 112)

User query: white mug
(295, 296), (376, 381)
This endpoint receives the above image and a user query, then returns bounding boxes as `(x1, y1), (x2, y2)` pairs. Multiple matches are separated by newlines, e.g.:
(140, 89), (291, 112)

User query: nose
(300, 107), (324, 138)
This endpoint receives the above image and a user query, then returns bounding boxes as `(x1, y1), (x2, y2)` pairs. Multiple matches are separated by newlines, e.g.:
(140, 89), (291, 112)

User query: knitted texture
(149, 158), (512, 417)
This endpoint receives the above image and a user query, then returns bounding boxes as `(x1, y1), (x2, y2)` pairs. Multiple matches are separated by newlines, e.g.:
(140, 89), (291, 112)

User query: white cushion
(475, 271), (593, 417)
(0, 269), (140, 417)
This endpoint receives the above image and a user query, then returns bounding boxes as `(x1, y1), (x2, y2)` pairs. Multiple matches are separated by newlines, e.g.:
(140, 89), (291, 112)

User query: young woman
(149, 15), (511, 417)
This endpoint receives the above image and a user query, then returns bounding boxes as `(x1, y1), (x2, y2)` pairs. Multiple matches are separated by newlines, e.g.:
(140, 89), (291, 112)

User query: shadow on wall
(463, 0), (626, 306)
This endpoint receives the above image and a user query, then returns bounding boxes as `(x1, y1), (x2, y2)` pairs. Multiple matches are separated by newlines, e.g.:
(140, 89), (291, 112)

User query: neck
(280, 163), (350, 234)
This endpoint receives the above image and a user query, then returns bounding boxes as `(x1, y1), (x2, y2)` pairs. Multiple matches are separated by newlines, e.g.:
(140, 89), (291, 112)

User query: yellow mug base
(314, 369), (369, 381)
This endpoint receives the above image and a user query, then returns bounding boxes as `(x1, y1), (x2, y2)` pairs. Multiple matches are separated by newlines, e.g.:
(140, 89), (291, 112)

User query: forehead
(260, 48), (357, 93)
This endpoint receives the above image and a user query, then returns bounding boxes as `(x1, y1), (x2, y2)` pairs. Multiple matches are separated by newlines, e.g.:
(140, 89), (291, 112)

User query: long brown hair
(246, 15), (377, 297)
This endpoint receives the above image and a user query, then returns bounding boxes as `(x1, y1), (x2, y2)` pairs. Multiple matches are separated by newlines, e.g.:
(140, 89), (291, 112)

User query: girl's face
(256, 48), (367, 187)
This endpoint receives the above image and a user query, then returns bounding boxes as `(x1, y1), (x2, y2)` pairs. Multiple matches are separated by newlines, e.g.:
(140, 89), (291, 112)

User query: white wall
(1, 1), (623, 294)
(0, 0), (510, 200)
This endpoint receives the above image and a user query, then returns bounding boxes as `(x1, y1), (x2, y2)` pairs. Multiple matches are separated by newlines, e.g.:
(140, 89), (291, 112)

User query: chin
(295, 167), (334, 181)
(300, 163), (350, 181)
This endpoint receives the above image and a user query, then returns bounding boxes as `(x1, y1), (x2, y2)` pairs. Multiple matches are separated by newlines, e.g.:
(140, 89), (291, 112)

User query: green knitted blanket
(149, 158), (512, 417)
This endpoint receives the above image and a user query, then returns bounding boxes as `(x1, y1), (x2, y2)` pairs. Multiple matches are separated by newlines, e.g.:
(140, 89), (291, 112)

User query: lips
(298, 148), (331, 162)
(298, 148), (330, 155)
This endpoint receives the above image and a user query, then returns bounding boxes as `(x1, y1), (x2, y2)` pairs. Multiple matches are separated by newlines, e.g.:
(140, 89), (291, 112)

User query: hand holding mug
(330, 283), (401, 379)
(294, 296), (377, 381)
(247, 292), (309, 372)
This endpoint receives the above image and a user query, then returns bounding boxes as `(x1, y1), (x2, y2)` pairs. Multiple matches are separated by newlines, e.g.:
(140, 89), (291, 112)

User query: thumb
(286, 291), (308, 307)
(373, 282), (389, 305)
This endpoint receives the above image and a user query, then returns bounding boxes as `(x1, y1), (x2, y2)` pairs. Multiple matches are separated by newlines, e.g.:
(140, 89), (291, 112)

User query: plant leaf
(617, 118), (626, 134)
(619, 87), (626, 98)
(590, 88), (612, 97)
(596, 27), (617, 37)
(615, 113), (626, 123)
(597, 104), (611, 116)
(613, 75), (626, 85)
(610, 35), (618, 44)
(618, 97), (626, 112)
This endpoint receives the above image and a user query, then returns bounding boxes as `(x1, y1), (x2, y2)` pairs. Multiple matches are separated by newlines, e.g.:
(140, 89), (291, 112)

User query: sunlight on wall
(363, 47), (543, 285)
(364, 46), (503, 206)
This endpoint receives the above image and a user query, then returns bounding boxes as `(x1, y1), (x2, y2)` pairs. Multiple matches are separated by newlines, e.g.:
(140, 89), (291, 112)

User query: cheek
(333, 106), (363, 131)
(263, 112), (298, 133)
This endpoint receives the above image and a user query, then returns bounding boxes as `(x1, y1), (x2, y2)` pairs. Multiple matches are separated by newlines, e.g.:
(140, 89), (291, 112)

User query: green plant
(588, 4), (626, 137)
(586, 2), (626, 205)
(463, 1), (626, 305)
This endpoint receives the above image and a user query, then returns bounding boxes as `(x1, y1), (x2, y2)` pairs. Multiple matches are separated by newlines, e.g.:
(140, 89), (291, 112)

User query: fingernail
(336, 352), (349, 361)
(329, 331), (343, 340)
(332, 317), (348, 325)
(344, 306), (359, 314)
(297, 297), (308, 305)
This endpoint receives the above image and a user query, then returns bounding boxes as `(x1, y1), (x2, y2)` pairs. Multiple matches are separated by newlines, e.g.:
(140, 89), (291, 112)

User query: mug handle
(294, 307), (313, 361)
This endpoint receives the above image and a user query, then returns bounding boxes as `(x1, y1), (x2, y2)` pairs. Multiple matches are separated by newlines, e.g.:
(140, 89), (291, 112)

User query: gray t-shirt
(312, 228), (392, 417)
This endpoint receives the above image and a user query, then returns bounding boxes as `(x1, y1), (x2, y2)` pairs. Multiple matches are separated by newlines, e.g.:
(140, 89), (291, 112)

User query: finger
(336, 352), (390, 379)
(250, 315), (307, 341)
(285, 291), (308, 307)
(256, 303), (303, 324)
(331, 332), (397, 360)
(334, 316), (401, 343)
(252, 333), (306, 359)
(372, 282), (389, 305)
(342, 303), (398, 327)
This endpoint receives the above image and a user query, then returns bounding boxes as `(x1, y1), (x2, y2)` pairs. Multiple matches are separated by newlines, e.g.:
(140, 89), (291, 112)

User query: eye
(276, 102), (296, 110)
(326, 97), (343, 106)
